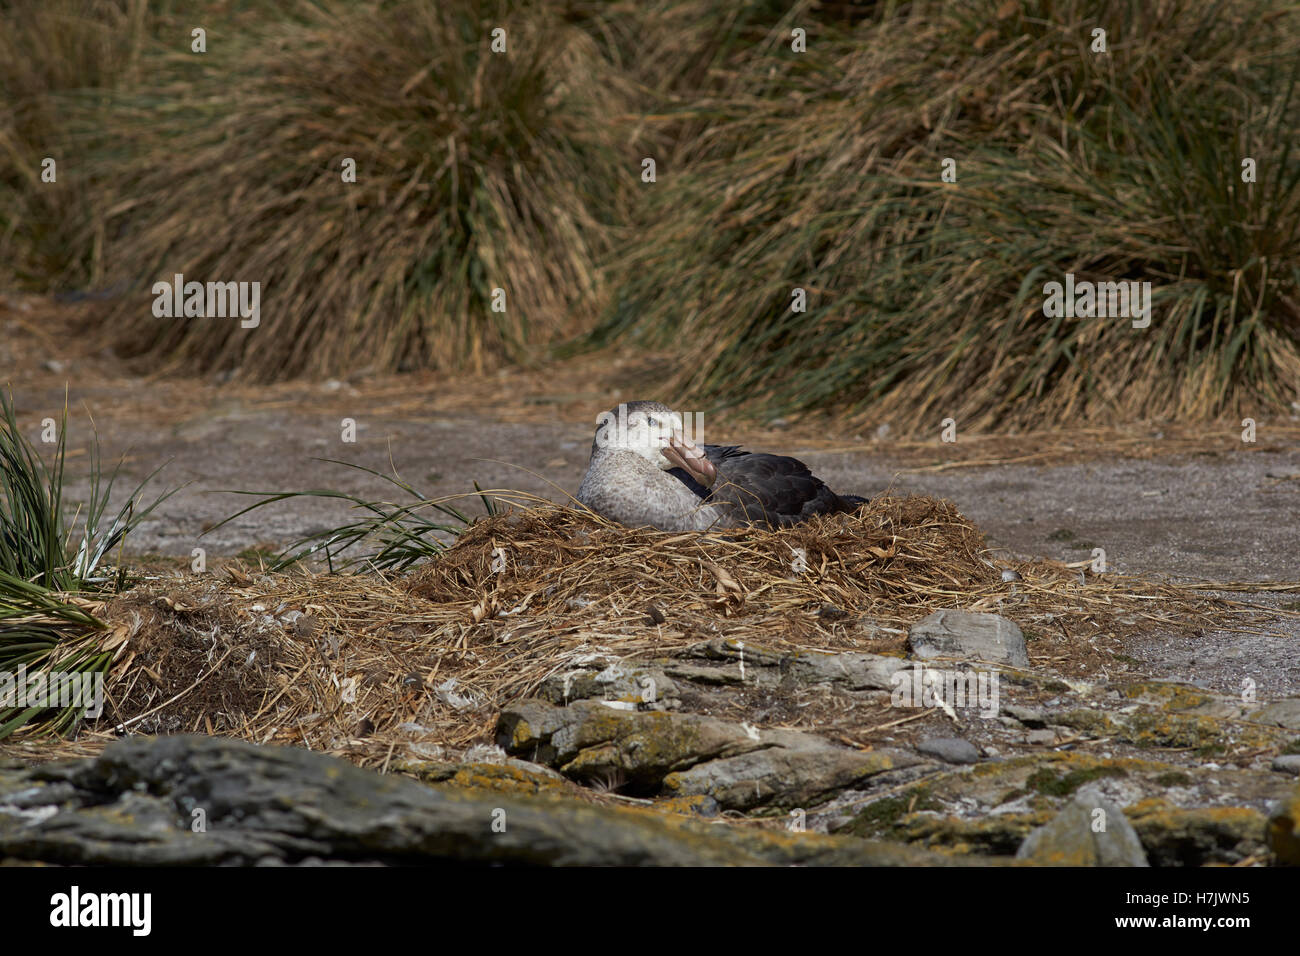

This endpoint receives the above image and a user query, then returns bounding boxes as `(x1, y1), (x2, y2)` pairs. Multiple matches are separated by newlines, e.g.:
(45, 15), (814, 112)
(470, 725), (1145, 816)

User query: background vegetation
(3, 0), (1298, 427)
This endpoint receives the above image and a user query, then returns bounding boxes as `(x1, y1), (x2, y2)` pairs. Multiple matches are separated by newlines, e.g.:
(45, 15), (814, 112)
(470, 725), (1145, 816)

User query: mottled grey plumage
(576, 400), (867, 531)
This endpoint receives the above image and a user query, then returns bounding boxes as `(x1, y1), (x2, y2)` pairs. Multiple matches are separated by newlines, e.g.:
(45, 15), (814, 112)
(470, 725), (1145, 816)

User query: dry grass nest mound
(406, 493), (995, 627)
(49, 494), (1248, 768)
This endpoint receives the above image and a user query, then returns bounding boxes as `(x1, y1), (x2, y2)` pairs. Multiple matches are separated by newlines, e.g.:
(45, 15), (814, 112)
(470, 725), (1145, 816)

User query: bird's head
(591, 400), (716, 486)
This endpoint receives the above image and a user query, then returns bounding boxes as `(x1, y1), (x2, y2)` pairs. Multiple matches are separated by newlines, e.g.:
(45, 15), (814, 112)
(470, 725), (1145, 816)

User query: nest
(12, 495), (1257, 769)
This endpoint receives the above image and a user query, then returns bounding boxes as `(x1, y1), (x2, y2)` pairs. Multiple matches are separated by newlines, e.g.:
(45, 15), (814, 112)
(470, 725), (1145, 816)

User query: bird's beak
(661, 431), (717, 487)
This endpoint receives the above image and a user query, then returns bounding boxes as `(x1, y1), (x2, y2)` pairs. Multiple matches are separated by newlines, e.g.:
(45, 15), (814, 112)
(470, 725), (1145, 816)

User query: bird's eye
(647, 416), (658, 427)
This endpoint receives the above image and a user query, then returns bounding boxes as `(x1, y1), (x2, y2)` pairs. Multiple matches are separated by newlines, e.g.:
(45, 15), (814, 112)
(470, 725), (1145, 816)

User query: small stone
(1004, 704), (1047, 727)
(916, 737), (980, 764)
(1027, 729), (1057, 746)
(1272, 755), (1300, 776)
(818, 603), (849, 621)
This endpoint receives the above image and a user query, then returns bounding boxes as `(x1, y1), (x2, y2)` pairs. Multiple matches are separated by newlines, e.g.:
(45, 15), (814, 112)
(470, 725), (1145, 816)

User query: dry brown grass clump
(77, 0), (636, 380)
(405, 494), (996, 632)
(593, 0), (1300, 429)
(0, 0), (151, 288)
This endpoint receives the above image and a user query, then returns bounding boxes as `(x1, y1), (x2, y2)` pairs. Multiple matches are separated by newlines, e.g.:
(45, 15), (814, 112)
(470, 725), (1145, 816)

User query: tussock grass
(0, 0), (152, 288)
(210, 462), (508, 573)
(593, 0), (1300, 427)
(76, 0), (637, 380)
(6, 0), (1299, 427)
(0, 388), (173, 737)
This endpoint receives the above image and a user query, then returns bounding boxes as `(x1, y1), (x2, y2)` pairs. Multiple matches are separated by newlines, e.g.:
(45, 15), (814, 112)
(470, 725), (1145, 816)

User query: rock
(663, 746), (908, 811)
(537, 662), (677, 708)
(835, 751), (1291, 862)
(1003, 704), (1047, 727)
(1272, 755), (1300, 776)
(0, 735), (960, 866)
(497, 698), (920, 810)
(1026, 729), (1057, 746)
(907, 610), (1029, 668)
(1249, 699), (1300, 732)
(657, 794), (721, 818)
(1126, 807), (1268, 866)
(864, 808), (1052, 854)
(818, 603), (849, 621)
(917, 737), (980, 764)
(1052, 706), (1279, 752)
(497, 699), (761, 788)
(670, 637), (907, 691)
(1267, 787), (1300, 864)
(1016, 788), (1149, 866)
(403, 759), (572, 796)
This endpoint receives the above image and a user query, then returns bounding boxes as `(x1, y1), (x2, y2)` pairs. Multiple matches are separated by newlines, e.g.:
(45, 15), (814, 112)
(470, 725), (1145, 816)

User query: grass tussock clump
(7, 0), (1299, 429)
(594, 0), (1300, 428)
(80, 0), (637, 379)
(0, 0), (152, 289)
(0, 388), (173, 737)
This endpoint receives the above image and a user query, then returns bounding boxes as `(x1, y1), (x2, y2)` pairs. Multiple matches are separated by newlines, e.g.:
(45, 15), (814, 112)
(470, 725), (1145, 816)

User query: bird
(575, 400), (868, 531)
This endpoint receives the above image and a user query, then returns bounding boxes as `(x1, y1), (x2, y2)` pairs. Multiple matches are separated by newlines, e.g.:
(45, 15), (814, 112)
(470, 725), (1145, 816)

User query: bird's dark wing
(702, 444), (749, 465)
(664, 443), (868, 523)
(706, 450), (863, 526)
